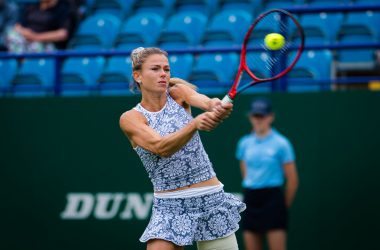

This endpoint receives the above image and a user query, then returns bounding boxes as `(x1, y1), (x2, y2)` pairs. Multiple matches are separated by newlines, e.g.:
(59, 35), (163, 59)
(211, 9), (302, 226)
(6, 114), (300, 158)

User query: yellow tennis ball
(264, 33), (285, 50)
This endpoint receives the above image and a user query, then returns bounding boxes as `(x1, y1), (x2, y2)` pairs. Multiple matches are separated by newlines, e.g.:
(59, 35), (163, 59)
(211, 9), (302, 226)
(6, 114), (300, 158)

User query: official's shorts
(241, 187), (288, 233)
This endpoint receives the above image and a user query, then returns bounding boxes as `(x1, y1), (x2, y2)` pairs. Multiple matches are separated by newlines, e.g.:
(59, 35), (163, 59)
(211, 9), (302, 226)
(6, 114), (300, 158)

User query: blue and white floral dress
(133, 92), (246, 246)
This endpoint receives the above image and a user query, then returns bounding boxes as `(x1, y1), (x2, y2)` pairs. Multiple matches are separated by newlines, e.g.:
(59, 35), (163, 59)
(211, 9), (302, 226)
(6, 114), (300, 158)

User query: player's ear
(133, 71), (141, 83)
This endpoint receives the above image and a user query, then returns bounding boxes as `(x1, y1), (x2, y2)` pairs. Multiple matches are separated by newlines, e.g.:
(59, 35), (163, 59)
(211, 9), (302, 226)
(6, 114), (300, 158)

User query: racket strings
(245, 11), (302, 80)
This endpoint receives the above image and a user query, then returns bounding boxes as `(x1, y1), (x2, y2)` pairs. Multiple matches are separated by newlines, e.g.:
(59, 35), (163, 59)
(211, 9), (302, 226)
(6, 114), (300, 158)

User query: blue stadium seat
(219, 0), (262, 14)
(168, 53), (194, 80)
(12, 58), (55, 97)
(306, 0), (349, 6)
(157, 11), (208, 49)
(336, 11), (380, 70)
(61, 57), (105, 96)
(202, 10), (253, 48)
(246, 52), (271, 79)
(133, 0), (175, 17)
(263, 0), (299, 10)
(341, 11), (380, 41)
(98, 56), (133, 95)
(90, 0), (134, 18)
(189, 52), (239, 93)
(0, 59), (18, 96)
(114, 13), (164, 51)
(354, 0), (379, 3)
(69, 13), (121, 51)
(299, 12), (344, 45)
(241, 52), (273, 93)
(246, 11), (285, 46)
(175, 0), (218, 16)
(287, 50), (333, 92)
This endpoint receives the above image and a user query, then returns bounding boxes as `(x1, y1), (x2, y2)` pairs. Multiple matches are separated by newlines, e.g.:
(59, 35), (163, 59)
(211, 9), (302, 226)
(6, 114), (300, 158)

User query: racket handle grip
(221, 95), (233, 104)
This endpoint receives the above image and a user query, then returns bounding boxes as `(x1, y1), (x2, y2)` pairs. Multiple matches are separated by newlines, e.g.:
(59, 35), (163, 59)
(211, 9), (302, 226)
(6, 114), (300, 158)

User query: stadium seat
(336, 11), (380, 70)
(114, 13), (164, 51)
(0, 59), (18, 96)
(97, 56), (133, 95)
(246, 52), (272, 79)
(263, 0), (298, 10)
(168, 53), (194, 80)
(241, 52), (273, 93)
(341, 11), (380, 41)
(189, 52), (238, 93)
(246, 11), (285, 46)
(89, 0), (134, 18)
(61, 57), (105, 96)
(175, 0), (218, 16)
(11, 58), (55, 97)
(202, 9), (253, 48)
(219, 0), (262, 14)
(69, 13), (121, 51)
(287, 49), (333, 91)
(299, 12), (344, 45)
(133, 0), (175, 17)
(157, 11), (208, 49)
(306, 0), (349, 6)
(354, 0), (379, 3)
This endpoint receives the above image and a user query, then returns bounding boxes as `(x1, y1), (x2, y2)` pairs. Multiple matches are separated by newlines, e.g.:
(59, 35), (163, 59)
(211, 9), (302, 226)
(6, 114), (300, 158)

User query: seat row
(83, 0), (379, 19)
(0, 49), (333, 96)
(72, 8), (380, 48)
(68, 9), (379, 70)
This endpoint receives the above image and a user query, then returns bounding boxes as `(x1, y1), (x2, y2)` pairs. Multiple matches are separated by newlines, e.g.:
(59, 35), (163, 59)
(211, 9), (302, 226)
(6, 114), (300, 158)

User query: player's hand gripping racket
(222, 9), (305, 104)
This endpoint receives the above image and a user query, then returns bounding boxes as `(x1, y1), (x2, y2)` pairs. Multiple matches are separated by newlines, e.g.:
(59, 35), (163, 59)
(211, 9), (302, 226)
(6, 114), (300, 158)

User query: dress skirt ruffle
(140, 190), (246, 246)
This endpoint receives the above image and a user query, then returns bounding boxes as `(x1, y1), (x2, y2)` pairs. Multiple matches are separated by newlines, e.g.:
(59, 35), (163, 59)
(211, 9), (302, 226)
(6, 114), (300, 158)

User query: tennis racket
(222, 9), (305, 104)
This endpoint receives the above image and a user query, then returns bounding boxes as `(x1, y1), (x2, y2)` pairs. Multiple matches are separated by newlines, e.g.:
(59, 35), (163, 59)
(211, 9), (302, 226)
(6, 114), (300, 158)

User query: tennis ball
(264, 33), (285, 50)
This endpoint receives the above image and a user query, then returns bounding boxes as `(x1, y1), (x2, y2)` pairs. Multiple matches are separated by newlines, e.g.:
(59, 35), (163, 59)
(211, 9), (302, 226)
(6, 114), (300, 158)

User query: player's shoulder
(169, 83), (194, 110)
(119, 108), (145, 127)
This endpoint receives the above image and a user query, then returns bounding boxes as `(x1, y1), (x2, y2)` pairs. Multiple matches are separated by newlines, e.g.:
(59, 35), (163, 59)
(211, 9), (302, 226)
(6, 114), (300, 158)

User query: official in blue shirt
(236, 98), (299, 250)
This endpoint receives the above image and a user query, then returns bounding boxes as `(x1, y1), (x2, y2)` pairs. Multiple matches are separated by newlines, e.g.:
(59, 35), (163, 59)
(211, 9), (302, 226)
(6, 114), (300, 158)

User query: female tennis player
(119, 47), (246, 250)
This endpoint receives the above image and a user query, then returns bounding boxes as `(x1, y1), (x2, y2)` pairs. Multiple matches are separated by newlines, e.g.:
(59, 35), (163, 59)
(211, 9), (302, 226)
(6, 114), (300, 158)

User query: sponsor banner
(60, 192), (243, 220)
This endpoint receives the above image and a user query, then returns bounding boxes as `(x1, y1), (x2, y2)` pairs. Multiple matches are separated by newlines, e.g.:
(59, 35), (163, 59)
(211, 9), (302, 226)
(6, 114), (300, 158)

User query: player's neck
(140, 93), (167, 112)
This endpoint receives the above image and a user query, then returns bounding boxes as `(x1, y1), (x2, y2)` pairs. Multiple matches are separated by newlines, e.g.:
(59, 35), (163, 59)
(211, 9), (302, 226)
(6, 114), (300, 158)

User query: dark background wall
(1, 91), (379, 250)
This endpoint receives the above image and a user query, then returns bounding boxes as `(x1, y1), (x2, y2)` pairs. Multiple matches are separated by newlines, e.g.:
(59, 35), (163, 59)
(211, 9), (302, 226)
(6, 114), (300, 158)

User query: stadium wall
(1, 91), (380, 250)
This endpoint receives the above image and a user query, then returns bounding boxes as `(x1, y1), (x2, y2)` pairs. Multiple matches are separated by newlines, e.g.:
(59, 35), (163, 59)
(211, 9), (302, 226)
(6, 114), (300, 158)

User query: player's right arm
(119, 109), (221, 157)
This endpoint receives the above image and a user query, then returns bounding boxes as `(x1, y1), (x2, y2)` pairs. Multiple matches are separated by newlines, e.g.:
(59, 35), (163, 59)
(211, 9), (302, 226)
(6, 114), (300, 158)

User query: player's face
(250, 113), (274, 134)
(136, 54), (170, 93)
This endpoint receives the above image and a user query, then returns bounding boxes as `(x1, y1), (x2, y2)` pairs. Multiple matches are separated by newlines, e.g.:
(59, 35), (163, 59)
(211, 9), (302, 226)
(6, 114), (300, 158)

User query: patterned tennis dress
(133, 92), (246, 246)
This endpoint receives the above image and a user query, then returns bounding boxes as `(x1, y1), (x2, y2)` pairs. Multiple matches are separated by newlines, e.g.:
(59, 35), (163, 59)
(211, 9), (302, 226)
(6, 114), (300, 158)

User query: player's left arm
(169, 80), (220, 111)
(170, 80), (232, 120)
(283, 161), (299, 208)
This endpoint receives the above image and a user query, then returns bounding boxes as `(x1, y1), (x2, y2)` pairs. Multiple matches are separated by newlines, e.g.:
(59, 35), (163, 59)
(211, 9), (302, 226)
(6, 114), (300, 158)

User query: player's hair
(130, 47), (168, 92)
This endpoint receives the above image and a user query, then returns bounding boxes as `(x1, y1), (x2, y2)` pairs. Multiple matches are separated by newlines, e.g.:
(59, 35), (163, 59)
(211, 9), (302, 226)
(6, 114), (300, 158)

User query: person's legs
(197, 233), (239, 250)
(147, 239), (184, 250)
(266, 229), (286, 250)
(243, 230), (263, 250)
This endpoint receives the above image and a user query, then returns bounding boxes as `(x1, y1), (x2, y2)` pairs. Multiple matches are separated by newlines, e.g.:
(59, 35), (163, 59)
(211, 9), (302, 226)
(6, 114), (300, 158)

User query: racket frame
(223, 9), (305, 103)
